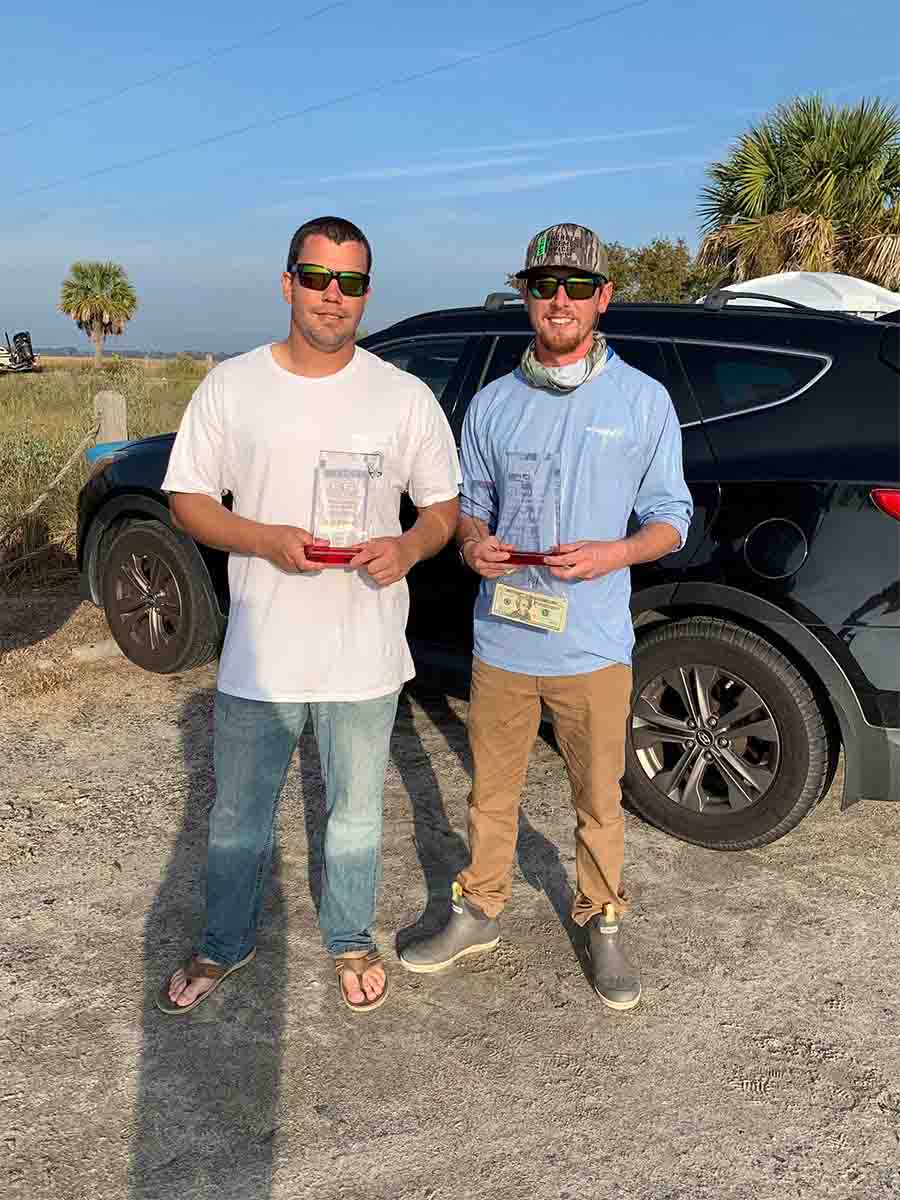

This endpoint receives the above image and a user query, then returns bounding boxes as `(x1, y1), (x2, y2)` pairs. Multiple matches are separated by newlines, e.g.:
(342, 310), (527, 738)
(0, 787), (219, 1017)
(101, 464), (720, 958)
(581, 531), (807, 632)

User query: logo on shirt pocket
(361, 452), (383, 478)
(351, 435), (390, 479)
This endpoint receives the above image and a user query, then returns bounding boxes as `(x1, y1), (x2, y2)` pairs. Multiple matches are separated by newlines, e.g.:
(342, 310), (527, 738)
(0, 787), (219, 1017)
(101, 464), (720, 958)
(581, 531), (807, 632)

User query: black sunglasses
(527, 274), (607, 301)
(290, 263), (370, 297)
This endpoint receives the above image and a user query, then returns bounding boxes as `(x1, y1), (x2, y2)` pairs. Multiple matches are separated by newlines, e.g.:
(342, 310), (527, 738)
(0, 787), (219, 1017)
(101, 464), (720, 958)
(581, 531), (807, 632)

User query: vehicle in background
(0, 330), (39, 373)
(77, 291), (900, 851)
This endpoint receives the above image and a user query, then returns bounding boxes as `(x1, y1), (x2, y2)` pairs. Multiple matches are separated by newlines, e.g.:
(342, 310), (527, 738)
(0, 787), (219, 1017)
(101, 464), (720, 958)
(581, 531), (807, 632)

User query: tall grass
(0, 357), (203, 589)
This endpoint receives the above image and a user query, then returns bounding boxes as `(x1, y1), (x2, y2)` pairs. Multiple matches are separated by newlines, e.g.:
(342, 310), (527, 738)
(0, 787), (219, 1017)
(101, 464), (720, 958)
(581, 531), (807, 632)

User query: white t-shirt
(162, 344), (461, 702)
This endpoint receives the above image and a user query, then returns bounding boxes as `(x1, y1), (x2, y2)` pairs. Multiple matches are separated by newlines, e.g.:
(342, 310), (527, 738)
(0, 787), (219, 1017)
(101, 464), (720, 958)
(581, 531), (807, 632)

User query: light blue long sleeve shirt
(460, 351), (693, 676)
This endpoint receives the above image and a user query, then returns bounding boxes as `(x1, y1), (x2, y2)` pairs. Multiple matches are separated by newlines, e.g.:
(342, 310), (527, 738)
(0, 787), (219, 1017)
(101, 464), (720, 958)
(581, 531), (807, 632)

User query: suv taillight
(872, 489), (900, 520)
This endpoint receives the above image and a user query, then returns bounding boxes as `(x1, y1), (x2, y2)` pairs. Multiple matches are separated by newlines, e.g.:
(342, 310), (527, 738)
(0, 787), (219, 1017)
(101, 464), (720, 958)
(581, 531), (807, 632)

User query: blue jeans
(198, 688), (400, 963)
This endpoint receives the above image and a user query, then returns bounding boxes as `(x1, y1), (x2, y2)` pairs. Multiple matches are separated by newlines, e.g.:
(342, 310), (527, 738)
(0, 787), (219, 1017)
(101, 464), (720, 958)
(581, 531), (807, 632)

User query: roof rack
(484, 291), (524, 311)
(702, 287), (858, 321)
(703, 287), (826, 314)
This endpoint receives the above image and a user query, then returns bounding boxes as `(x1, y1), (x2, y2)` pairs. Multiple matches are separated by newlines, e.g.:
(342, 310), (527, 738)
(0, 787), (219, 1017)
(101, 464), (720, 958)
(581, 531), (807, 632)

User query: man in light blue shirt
(400, 223), (692, 1009)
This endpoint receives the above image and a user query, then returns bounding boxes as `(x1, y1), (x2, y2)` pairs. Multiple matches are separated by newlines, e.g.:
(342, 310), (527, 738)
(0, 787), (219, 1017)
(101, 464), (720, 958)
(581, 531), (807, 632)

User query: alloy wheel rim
(113, 551), (183, 652)
(631, 664), (781, 813)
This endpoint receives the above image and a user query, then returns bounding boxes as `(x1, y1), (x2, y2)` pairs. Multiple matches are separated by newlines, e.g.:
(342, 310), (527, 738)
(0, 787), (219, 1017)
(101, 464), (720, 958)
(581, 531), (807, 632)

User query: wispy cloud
(443, 155), (714, 197)
(292, 125), (703, 188)
(304, 154), (540, 184)
(464, 125), (698, 154)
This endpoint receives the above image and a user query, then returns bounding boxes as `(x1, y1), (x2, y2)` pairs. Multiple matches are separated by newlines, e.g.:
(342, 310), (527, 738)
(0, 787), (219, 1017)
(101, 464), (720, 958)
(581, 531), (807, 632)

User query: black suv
(77, 293), (900, 850)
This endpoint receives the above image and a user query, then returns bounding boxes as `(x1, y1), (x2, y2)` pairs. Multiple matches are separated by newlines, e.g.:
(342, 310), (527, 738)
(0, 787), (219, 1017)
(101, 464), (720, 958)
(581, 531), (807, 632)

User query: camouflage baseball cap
(515, 223), (610, 280)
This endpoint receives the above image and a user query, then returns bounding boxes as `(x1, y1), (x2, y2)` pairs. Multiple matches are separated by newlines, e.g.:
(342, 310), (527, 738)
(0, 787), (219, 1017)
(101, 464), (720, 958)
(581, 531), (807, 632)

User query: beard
(537, 317), (593, 357)
(294, 308), (358, 353)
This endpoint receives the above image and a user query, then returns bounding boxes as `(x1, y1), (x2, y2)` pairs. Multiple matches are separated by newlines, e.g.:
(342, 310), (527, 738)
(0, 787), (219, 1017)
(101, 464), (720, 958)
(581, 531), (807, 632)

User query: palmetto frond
(59, 261), (138, 338)
(699, 96), (900, 288)
(697, 210), (838, 281)
(777, 211), (839, 273)
(853, 223), (900, 290)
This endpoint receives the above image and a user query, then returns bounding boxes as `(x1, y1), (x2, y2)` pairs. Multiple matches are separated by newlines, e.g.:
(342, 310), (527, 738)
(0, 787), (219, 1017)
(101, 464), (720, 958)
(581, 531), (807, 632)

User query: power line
(0, 2), (346, 139)
(12, 0), (652, 200)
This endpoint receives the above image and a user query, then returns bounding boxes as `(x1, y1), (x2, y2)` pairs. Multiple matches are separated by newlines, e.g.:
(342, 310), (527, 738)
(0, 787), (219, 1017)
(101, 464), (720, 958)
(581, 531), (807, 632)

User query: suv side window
(482, 334), (531, 387)
(677, 342), (828, 420)
(480, 333), (689, 417)
(608, 337), (669, 388)
(482, 335), (672, 389)
(372, 336), (474, 417)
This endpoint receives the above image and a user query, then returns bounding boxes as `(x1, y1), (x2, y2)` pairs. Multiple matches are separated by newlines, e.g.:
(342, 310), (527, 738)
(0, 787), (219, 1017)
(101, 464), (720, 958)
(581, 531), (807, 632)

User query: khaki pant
(457, 657), (633, 925)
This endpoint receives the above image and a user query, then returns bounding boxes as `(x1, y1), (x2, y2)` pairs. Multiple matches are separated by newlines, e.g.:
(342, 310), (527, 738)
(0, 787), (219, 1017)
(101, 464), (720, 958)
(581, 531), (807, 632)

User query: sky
(2, 0), (899, 353)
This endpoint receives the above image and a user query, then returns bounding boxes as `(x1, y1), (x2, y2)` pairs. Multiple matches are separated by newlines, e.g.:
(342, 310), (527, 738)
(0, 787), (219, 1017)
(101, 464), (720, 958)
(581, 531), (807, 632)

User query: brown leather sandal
(334, 949), (389, 1013)
(156, 947), (256, 1015)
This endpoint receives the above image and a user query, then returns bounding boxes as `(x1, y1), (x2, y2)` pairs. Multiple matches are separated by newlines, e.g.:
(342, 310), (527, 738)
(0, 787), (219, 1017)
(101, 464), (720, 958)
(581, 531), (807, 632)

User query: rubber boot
(588, 903), (641, 1010)
(399, 883), (500, 973)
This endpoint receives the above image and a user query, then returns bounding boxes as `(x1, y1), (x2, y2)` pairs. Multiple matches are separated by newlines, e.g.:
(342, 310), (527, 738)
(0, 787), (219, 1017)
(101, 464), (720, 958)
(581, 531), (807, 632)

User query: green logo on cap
(536, 234), (548, 258)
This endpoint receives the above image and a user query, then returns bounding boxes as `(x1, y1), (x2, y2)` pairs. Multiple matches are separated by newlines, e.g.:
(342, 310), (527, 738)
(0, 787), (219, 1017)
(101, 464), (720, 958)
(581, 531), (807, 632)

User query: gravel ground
(3, 652), (900, 1200)
(0, 580), (107, 700)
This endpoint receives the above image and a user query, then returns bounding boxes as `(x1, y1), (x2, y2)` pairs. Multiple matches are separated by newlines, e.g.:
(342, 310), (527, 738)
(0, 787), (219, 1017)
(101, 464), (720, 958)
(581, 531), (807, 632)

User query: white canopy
(703, 272), (900, 318)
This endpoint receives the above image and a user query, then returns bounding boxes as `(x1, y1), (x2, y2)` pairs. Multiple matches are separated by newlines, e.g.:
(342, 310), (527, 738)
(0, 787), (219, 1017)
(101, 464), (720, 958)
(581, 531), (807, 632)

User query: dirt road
(3, 657), (900, 1200)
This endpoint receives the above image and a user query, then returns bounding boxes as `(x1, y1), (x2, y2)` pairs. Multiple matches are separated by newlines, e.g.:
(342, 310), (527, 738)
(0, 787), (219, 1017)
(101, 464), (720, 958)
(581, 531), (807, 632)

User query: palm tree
(59, 261), (139, 365)
(698, 97), (900, 289)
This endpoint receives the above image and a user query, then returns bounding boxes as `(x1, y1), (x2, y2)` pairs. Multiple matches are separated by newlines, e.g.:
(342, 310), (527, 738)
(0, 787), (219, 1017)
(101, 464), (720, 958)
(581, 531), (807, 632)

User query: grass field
(34, 355), (180, 371)
(0, 357), (202, 589)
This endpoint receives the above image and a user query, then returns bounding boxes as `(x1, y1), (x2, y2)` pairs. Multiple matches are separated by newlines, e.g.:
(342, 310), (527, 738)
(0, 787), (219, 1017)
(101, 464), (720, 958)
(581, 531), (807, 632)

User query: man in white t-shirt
(156, 216), (461, 1015)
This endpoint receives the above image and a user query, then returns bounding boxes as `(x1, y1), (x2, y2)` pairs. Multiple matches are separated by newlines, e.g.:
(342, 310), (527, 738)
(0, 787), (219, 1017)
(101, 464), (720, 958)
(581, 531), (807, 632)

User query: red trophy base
(504, 549), (551, 566)
(306, 545), (357, 566)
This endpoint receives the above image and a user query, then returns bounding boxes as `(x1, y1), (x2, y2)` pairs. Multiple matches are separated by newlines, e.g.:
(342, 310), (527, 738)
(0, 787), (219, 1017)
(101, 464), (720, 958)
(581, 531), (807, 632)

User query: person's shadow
(392, 687), (471, 950)
(128, 687), (287, 1200)
(395, 681), (588, 975)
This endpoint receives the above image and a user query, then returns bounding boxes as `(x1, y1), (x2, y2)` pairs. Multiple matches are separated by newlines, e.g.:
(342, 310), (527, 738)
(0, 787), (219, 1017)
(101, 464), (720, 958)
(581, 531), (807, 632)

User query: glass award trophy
(307, 449), (383, 565)
(497, 451), (561, 565)
(490, 451), (568, 632)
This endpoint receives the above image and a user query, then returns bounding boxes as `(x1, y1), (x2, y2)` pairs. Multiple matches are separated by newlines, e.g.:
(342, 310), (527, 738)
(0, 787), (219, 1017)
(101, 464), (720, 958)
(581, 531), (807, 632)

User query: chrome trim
(671, 338), (833, 426)
(742, 517), (809, 580)
(370, 332), (834, 431)
(477, 337), (502, 391)
(367, 332), (491, 355)
(480, 332), (702, 426)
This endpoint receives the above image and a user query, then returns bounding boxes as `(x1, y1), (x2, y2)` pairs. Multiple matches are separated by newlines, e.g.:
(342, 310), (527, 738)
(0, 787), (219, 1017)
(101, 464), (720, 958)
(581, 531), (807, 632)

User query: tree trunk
(93, 321), (104, 367)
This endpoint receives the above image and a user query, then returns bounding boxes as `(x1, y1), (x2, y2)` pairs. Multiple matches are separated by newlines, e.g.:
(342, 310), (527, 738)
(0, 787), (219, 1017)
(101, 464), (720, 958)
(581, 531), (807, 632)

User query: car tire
(100, 519), (222, 674)
(624, 616), (830, 850)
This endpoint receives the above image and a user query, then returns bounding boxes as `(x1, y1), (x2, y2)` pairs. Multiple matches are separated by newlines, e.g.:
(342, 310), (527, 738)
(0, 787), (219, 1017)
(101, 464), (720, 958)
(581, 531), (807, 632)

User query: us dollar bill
(490, 582), (568, 633)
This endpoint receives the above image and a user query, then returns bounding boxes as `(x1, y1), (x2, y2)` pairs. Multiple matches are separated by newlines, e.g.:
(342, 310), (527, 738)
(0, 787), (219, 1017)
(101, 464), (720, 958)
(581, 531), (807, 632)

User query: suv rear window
(677, 343), (828, 420)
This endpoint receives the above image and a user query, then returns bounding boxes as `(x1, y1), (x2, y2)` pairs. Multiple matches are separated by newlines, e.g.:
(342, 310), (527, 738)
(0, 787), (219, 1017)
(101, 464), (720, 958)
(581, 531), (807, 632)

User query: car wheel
(100, 519), (222, 674)
(625, 616), (830, 849)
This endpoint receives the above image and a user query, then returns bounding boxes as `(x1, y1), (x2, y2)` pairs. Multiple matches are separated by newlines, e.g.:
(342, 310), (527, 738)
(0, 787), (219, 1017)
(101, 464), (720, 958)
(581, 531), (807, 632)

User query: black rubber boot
(588, 904), (641, 1010)
(399, 883), (500, 973)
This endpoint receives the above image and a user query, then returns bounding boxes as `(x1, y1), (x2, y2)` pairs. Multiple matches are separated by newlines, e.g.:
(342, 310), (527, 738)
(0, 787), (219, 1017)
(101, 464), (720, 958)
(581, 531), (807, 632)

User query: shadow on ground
(396, 682), (588, 973)
(0, 540), (83, 656)
(129, 687), (287, 1200)
(129, 678), (595, 1196)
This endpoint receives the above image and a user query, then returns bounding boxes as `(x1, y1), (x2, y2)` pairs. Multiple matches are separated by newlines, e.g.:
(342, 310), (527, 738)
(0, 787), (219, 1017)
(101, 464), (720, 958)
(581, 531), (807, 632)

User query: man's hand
(349, 537), (418, 587)
(462, 535), (517, 579)
(258, 525), (321, 573)
(545, 540), (629, 582)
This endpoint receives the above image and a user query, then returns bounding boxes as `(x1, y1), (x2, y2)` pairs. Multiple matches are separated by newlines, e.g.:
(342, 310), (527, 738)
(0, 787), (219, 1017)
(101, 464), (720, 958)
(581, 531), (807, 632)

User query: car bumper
(852, 725), (900, 804)
(841, 714), (900, 806)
